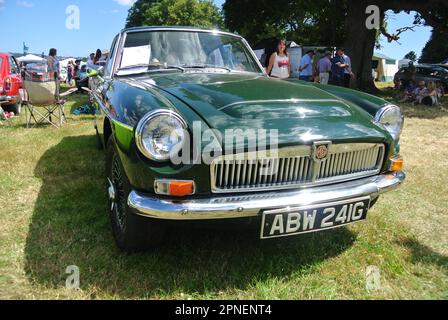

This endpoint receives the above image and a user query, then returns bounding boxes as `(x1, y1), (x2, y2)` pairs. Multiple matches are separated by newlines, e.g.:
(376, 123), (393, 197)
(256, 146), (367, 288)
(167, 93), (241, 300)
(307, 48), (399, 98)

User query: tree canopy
(404, 51), (417, 62)
(125, 0), (223, 29)
(223, 0), (346, 47)
(419, 29), (448, 63)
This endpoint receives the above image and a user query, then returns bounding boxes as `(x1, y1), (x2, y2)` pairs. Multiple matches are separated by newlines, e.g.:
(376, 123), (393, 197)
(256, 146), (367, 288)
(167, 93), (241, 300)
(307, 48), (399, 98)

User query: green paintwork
(95, 70), (398, 195)
(112, 120), (134, 153)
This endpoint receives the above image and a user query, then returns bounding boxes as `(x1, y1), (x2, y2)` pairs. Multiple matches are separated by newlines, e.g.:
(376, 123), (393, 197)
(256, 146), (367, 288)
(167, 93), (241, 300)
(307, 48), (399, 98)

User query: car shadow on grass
(24, 135), (358, 298)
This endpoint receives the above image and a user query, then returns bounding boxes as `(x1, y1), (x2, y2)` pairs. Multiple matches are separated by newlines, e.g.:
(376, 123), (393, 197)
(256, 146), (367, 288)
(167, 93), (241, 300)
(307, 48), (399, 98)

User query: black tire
(4, 102), (21, 115)
(106, 136), (165, 252)
(369, 197), (379, 209)
(95, 126), (104, 150)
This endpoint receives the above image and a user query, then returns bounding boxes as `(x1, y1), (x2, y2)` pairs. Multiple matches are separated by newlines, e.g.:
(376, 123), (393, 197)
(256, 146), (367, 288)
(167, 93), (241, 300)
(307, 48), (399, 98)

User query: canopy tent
(60, 58), (77, 68)
(17, 54), (45, 63)
(372, 52), (399, 82)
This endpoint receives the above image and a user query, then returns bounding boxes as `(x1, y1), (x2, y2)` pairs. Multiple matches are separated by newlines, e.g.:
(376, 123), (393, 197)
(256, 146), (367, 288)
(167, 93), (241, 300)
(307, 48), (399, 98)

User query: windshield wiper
(117, 63), (185, 75)
(181, 64), (232, 72)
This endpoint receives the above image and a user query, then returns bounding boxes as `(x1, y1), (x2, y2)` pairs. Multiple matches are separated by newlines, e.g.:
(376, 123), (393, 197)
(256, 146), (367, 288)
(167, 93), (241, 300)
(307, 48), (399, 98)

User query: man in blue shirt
(330, 48), (349, 87)
(299, 50), (315, 81)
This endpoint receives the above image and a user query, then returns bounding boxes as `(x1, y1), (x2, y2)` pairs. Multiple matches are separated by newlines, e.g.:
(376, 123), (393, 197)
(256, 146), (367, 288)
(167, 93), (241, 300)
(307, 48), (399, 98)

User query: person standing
(402, 61), (416, 88)
(342, 49), (355, 88)
(298, 50), (315, 81)
(67, 61), (73, 87)
(86, 53), (98, 71)
(330, 48), (349, 87)
(267, 40), (291, 79)
(317, 51), (332, 85)
(94, 49), (102, 64)
(47, 48), (61, 99)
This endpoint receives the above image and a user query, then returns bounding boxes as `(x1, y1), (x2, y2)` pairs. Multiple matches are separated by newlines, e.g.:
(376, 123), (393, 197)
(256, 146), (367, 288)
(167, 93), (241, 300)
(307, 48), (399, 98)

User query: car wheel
(4, 102), (21, 115)
(106, 136), (165, 252)
(369, 197), (379, 209)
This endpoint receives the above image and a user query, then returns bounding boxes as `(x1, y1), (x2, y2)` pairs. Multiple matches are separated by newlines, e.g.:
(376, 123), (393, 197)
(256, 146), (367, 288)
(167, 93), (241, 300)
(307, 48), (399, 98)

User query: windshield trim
(113, 28), (266, 77)
(121, 26), (245, 40)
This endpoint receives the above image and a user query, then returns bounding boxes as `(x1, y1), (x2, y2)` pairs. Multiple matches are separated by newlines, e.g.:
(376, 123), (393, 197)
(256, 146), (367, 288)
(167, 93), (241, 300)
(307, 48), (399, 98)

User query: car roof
(120, 26), (242, 39)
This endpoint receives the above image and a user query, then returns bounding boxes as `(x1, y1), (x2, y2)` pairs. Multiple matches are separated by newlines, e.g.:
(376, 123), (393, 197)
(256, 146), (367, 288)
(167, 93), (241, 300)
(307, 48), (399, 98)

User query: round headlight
(375, 105), (404, 141)
(136, 110), (187, 162)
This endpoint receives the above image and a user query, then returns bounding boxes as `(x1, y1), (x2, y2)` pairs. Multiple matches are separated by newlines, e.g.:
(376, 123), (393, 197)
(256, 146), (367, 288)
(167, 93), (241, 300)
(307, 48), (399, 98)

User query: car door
(94, 34), (120, 146)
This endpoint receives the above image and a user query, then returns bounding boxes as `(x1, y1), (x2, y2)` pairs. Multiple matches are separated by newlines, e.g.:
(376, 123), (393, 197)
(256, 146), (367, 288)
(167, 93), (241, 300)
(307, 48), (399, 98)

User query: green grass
(0, 84), (447, 299)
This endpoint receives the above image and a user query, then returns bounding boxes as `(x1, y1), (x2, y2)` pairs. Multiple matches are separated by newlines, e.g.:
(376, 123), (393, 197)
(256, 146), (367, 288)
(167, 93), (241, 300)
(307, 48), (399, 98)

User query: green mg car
(90, 27), (405, 252)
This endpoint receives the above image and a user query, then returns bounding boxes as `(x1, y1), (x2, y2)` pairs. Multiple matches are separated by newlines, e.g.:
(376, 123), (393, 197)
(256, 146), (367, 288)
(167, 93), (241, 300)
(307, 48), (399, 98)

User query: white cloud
(17, 0), (34, 8)
(112, 0), (136, 6)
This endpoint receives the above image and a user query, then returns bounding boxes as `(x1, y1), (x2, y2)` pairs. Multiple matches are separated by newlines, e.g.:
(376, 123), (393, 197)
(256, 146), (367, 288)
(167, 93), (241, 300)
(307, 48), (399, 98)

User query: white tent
(17, 54), (45, 63)
(373, 52), (399, 82)
(60, 58), (77, 68)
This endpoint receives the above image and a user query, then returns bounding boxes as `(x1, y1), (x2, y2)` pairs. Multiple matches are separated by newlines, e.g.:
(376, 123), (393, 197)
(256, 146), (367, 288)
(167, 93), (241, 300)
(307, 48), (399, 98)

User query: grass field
(0, 83), (447, 299)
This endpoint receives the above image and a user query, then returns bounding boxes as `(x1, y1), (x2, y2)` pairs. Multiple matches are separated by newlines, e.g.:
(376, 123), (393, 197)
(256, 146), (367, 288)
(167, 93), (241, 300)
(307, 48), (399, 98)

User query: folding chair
(22, 64), (77, 128)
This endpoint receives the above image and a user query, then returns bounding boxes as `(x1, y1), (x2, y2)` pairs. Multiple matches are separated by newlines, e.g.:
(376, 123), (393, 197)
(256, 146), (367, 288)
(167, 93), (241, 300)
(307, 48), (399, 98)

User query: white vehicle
(59, 67), (68, 83)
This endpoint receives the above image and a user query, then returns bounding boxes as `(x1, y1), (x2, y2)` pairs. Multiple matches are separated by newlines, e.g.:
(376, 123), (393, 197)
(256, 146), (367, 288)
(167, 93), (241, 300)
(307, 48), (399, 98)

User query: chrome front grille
(211, 143), (385, 193)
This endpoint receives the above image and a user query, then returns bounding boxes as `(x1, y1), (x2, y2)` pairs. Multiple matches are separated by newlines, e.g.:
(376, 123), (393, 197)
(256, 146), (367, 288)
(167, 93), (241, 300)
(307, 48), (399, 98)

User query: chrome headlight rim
(135, 109), (188, 162)
(374, 104), (404, 141)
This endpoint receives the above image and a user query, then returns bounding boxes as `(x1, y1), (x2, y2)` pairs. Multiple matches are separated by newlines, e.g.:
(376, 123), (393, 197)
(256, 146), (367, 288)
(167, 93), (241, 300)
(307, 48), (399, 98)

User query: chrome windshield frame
(112, 27), (267, 77)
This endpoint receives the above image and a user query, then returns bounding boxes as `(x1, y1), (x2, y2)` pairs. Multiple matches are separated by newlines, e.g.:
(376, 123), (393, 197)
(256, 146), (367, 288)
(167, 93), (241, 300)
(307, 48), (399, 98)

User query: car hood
(131, 72), (390, 149)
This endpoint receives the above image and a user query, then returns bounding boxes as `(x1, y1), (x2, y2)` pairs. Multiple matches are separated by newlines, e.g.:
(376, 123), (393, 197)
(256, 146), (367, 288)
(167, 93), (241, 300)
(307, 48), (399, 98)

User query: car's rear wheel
(3, 102), (21, 115)
(106, 136), (165, 252)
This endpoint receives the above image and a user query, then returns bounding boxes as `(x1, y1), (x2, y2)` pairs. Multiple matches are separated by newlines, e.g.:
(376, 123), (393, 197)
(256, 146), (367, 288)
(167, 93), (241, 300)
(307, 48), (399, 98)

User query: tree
(404, 51), (417, 62)
(223, 0), (448, 92)
(223, 0), (346, 47)
(343, 0), (448, 92)
(125, 0), (223, 29)
(419, 29), (448, 63)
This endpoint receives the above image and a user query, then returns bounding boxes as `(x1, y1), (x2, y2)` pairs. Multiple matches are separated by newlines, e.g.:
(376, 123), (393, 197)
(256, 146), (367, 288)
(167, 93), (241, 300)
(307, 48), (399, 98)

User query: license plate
(260, 197), (371, 239)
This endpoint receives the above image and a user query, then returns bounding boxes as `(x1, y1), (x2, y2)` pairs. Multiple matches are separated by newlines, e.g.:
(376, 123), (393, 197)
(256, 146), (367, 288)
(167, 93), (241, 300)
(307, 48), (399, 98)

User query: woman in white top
(267, 40), (290, 79)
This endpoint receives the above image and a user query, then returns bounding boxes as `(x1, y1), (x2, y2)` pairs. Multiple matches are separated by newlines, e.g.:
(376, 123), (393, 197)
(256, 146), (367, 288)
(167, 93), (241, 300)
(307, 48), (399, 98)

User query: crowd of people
(265, 40), (355, 88)
(45, 48), (103, 99)
(395, 62), (444, 106)
(398, 79), (444, 106)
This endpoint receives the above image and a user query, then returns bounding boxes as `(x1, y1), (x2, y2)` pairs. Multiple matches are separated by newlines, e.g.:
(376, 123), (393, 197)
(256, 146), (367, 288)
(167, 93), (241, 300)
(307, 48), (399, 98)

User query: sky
(0, 0), (432, 60)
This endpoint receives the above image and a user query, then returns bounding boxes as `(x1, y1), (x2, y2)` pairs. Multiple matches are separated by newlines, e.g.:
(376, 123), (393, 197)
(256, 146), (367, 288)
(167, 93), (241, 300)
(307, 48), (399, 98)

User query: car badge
(313, 141), (331, 161)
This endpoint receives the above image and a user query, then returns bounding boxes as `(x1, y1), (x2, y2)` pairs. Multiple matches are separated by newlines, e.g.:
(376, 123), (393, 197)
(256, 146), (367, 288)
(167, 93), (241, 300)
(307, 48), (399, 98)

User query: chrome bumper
(0, 95), (18, 103)
(128, 171), (405, 220)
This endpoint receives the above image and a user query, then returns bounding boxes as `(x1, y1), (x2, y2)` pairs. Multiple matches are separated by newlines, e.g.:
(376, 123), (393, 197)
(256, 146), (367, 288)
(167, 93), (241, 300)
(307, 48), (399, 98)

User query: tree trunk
(344, 0), (379, 93)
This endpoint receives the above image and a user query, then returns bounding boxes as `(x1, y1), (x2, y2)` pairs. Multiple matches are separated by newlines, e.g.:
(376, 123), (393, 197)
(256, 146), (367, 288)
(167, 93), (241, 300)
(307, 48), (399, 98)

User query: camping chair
(22, 64), (77, 128)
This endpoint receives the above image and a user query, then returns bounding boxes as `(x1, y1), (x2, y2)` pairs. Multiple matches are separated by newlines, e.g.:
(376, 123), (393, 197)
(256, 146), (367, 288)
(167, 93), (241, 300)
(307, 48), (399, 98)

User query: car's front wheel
(106, 136), (165, 252)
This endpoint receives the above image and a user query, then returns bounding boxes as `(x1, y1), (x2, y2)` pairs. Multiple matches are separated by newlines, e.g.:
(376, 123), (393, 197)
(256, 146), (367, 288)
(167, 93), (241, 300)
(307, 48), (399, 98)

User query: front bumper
(128, 171), (405, 220)
(0, 95), (19, 104)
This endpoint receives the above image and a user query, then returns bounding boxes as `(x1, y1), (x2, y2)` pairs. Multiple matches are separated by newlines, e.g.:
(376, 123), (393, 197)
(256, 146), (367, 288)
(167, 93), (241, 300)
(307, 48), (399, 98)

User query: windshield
(117, 30), (262, 74)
